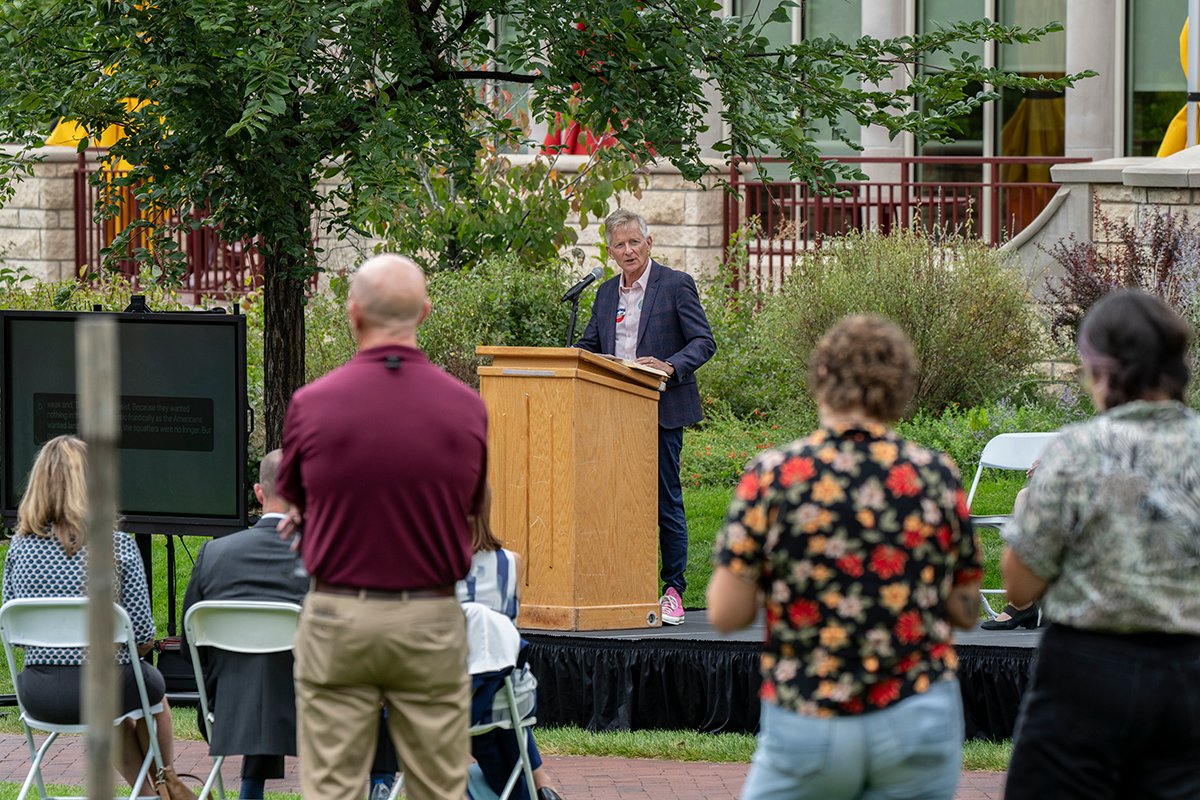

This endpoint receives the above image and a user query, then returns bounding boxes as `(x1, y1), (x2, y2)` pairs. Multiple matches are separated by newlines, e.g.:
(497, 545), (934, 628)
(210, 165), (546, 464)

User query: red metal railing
(74, 153), (266, 301)
(722, 156), (1091, 290)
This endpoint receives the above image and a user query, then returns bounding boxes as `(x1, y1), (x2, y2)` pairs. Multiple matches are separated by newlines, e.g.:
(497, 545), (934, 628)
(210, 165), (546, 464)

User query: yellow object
(1001, 97), (1066, 181)
(44, 98), (148, 171)
(1156, 21), (1191, 157)
(46, 98), (155, 252)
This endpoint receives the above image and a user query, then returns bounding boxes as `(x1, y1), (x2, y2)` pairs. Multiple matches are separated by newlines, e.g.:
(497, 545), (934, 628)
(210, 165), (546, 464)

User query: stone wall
(0, 148), (728, 288)
(509, 155), (730, 280)
(0, 146), (81, 283)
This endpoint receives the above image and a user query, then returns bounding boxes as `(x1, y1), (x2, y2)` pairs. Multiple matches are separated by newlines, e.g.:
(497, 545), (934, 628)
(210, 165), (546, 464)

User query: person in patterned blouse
(709, 316), (983, 800)
(2, 435), (196, 800)
(1000, 290), (1200, 800)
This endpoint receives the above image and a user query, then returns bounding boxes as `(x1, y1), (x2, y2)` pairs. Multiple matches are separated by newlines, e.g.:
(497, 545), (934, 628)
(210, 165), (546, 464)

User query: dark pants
(16, 661), (166, 725)
(658, 425), (687, 596)
(471, 670), (542, 800)
(1006, 624), (1200, 800)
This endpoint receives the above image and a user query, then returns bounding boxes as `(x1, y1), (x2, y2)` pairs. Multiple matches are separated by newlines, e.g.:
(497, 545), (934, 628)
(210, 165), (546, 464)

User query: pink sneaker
(659, 587), (684, 625)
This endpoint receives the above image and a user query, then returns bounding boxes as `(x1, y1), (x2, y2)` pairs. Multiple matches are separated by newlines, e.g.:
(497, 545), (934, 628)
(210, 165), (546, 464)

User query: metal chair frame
(0, 597), (165, 800)
(181, 600), (302, 800)
(965, 432), (1058, 620)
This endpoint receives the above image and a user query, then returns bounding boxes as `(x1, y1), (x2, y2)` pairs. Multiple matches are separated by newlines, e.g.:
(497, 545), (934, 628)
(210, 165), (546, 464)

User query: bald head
(347, 254), (431, 348)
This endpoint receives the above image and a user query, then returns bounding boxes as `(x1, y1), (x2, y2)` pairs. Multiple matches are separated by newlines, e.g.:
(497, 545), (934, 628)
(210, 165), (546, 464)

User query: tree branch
(452, 69), (538, 83)
(437, 8), (484, 55)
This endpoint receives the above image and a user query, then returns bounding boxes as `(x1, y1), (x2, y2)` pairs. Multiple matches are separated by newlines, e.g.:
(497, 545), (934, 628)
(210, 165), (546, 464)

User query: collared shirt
(714, 424), (981, 717)
(276, 344), (487, 591)
(615, 261), (651, 361)
(1004, 400), (1200, 635)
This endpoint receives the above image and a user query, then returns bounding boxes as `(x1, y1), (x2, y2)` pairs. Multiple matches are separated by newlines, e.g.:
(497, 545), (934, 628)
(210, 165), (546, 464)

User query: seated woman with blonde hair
(2, 435), (196, 800)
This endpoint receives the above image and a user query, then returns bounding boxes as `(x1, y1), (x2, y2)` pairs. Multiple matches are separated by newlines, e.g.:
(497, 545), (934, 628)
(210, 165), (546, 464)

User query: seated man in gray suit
(181, 449), (308, 800)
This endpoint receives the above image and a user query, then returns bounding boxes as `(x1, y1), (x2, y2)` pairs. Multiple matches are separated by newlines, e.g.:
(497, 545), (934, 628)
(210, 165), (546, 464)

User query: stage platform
(522, 612), (1038, 741)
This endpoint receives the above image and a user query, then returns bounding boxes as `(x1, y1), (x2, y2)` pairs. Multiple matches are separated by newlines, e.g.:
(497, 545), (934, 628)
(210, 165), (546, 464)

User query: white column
(859, 0), (910, 180)
(1064, 0), (1118, 161)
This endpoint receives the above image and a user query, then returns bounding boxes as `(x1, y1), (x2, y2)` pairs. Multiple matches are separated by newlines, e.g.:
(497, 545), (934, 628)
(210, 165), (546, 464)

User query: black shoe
(538, 789), (565, 800)
(980, 603), (1039, 630)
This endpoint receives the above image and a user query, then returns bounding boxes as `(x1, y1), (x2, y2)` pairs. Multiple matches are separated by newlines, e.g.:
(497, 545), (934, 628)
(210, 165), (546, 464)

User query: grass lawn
(0, 471), (1025, 770)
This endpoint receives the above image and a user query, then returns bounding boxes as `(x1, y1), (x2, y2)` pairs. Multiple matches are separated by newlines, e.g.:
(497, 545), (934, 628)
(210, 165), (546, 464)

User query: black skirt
(16, 661), (166, 724)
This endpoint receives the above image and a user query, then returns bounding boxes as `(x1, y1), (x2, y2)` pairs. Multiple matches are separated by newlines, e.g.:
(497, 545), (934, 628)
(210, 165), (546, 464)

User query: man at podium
(575, 209), (715, 625)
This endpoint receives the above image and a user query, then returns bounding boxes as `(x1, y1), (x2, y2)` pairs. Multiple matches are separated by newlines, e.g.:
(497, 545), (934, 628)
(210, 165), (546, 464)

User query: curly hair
(1078, 290), (1190, 410)
(808, 316), (917, 422)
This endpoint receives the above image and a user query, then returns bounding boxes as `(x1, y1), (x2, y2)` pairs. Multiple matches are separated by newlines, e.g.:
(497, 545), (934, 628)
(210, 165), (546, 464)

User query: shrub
(682, 402), (816, 489)
(1042, 201), (1200, 346)
(684, 391), (1090, 491)
(894, 387), (1093, 477)
(762, 227), (1044, 411)
(698, 229), (809, 422)
(418, 256), (596, 389)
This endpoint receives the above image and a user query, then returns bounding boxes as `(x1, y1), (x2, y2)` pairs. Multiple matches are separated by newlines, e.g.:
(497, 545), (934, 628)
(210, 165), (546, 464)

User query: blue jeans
(658, 425), (687, 595)
(740, 681), (964, 800)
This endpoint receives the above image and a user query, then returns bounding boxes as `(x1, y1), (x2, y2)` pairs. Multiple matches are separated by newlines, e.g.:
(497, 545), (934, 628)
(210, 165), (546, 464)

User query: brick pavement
(0, 734), (1006, 798)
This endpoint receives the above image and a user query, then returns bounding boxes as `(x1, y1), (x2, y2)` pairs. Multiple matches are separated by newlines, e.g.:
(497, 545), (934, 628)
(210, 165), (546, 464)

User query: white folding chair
(0, 597), (165, 800)
(388, 603), (538, 800)
(965, 432), (1058, 620)
(182, 601), (302, 800)
(387, 669), (539, 800)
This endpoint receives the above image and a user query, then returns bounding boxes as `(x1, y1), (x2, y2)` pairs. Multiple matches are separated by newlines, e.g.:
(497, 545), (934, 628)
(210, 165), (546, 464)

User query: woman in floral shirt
(709, 316), (983, 800)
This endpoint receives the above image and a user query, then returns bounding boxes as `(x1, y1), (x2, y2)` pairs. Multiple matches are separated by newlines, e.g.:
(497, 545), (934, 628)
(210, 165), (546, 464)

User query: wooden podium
(476, 347), (665, 631)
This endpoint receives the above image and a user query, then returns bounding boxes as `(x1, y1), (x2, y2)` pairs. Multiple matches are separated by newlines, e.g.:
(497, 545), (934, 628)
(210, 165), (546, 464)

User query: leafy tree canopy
(0, 0), (1093, 445)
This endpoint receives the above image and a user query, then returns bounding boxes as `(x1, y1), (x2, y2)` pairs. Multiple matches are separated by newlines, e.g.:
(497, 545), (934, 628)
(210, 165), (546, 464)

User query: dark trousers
(470, 669), (542, 800)
(658, 425), (688, 596)
(1006, 624), (1200, 800)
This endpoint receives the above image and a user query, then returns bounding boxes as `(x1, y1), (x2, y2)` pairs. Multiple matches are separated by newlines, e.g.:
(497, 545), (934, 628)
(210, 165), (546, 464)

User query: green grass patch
(680, 487), (733, 609)
(961, 738), (1013, 771)
(535, 723), (757, 762)
(534, 725), (1011, 769)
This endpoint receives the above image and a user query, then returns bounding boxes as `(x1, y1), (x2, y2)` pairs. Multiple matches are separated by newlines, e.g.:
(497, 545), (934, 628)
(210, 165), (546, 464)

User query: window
(735, 0), (863, 160)
(1127, 0), (1188, 156)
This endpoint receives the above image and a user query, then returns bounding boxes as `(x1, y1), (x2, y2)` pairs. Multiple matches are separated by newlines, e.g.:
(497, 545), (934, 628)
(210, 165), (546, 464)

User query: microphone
(561, 266), (605, 303)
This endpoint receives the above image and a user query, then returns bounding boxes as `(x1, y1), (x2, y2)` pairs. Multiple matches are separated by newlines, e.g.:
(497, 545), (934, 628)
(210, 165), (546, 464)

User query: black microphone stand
(565, 295), (581, 347)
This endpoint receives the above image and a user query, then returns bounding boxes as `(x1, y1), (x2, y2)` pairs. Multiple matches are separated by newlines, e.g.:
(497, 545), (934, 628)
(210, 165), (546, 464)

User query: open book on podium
(476, 346), (665, 630)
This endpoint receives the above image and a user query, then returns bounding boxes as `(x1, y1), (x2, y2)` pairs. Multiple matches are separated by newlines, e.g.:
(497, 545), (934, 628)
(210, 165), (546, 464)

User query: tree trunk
(263, 250), (307, 451)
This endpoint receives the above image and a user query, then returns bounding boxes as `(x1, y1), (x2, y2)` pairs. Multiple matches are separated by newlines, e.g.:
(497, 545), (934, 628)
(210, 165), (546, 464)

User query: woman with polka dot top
(2, 436), (196, 800)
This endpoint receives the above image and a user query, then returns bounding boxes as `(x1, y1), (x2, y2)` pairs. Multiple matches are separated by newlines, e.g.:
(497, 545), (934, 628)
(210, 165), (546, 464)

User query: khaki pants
(294, 591), (469, 800)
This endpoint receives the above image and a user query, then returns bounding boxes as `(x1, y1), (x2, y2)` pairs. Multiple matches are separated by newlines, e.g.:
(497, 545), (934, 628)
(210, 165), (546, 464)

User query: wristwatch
(664, 360), (675, 377)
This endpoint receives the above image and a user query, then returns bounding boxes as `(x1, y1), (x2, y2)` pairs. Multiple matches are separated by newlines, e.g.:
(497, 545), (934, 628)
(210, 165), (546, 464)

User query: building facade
(721, 0), (1186, 166)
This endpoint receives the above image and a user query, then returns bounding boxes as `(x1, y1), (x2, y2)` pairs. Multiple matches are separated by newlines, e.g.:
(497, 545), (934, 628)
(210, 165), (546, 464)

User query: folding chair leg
(18, 731), (57, 800)
(197, 753), (225, 800)
(501, 675), (536, 800)
(131, 748), (157, 800)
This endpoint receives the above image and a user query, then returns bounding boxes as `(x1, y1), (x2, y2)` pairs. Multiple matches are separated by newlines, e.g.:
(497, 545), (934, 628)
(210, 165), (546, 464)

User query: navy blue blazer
(575, 261), (715, 429)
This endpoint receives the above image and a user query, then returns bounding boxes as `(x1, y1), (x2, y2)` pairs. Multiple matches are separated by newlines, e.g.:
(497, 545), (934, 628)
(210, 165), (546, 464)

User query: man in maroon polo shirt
(275, 253), (487, 800)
